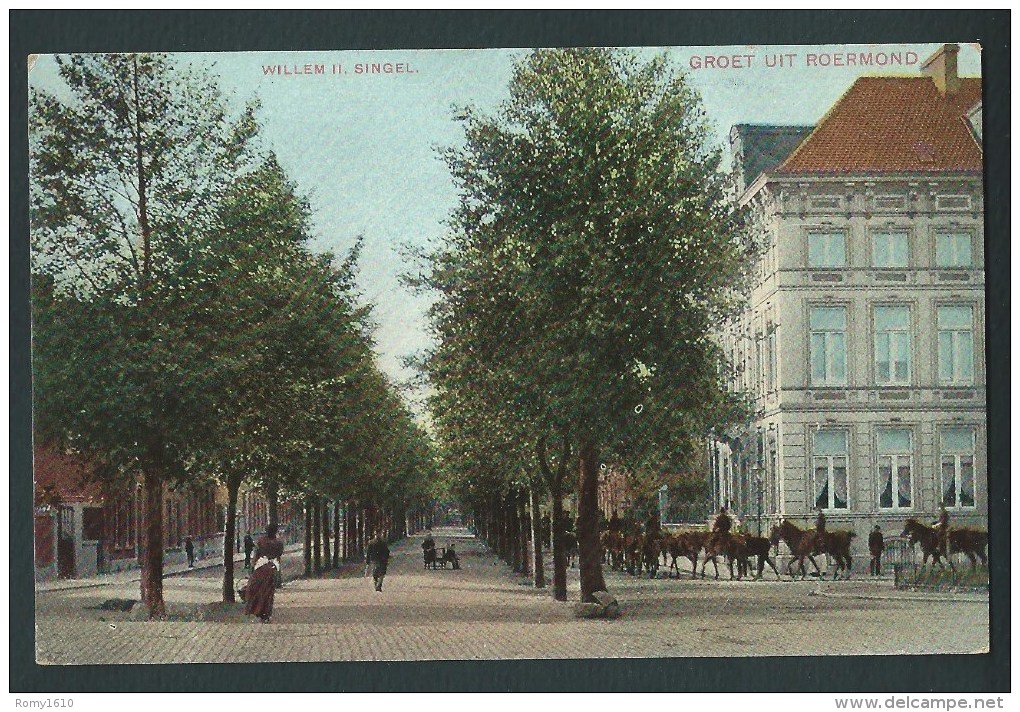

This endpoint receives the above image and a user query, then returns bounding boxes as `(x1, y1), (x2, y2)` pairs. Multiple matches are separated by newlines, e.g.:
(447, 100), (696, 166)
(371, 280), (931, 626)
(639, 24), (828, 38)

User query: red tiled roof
(777, 76), (982, 174)
(34, 445), (107, 504)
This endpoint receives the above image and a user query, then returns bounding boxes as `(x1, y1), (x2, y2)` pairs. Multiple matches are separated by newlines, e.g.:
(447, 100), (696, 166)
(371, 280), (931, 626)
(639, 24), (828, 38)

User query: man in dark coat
(868, 525), (885, 576)
(367, 533), (391, 592)
(184, 537), (195, 568)
(243, 533), (255, 570)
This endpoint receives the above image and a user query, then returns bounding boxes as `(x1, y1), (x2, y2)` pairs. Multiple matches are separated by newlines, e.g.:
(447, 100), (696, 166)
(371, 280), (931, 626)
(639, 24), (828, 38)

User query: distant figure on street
(184, 537), (195, 568)
(367, 533), (391, 592)
(245, 524), (283, 623)
(868, 525), (885, 576)
(243, 533), (255, 570)
(935, 503), (951, 560)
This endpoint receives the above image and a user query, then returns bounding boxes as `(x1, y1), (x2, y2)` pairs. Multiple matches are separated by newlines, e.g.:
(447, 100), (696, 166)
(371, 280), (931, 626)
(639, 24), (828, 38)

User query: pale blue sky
(29, 43), (982, 407)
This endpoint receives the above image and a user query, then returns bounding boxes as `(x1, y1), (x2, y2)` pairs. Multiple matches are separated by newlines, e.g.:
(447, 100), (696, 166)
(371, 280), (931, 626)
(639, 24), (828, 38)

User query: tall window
(935, 231), (973, 268)
(813, 429), (848, 509)
(877, 429), (912, 509)
(940, 428), (976, 508)
(810, 307), (847, 386)
(808, 231), (846, 268)
(767, 328), (777, 392)
(874, 306), (911, 385)
(872, 230), (910, 268)
(938, 306), (974, 384)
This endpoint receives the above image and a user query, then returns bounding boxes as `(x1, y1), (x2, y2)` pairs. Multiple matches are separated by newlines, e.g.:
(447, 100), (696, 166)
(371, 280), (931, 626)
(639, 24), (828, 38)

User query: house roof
(777, 76), (983, 175)
(732, 124), (814, 188)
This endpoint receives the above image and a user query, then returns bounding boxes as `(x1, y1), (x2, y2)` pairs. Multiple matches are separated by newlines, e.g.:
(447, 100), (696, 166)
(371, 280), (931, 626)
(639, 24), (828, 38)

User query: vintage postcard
(29, 42), (990, 665)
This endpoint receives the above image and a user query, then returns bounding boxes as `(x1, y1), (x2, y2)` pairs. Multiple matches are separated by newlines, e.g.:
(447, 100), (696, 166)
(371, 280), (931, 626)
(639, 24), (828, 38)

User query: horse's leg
(965, 552), (977, 571)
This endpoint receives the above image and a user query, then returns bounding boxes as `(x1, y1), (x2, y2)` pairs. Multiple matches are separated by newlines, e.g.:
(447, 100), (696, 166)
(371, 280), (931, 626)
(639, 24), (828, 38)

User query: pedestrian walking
(185, 537), (195, 568)
(366, 532), (391, 592)
(868, 525), (884, 576)
(243, 533), (255, 570)
(245, 524), (283, 624)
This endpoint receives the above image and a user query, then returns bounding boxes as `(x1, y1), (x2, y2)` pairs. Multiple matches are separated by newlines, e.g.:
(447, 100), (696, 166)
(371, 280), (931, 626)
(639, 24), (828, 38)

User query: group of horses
(598, 517), (988, 582)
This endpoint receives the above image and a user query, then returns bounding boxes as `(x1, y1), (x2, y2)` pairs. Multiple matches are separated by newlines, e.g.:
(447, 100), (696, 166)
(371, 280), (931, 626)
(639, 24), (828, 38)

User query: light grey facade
(711, 48), (986, 554)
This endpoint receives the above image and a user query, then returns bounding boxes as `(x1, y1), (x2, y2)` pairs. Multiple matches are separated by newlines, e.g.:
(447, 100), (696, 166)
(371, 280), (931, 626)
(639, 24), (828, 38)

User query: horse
(623, 533), (643, 575)
(664, 530), (709, 579)
(901, 518), (988, 571)
(641, 532), (661, 578)
(770, 520), (823, 579)
(771, 520), (855, 579)
(822, 530), (856, 579)
(601, 530), (624, 569)
(700, 532), (748, 580)
(563, 531), (579, 568)
(742, 534), (782, 580)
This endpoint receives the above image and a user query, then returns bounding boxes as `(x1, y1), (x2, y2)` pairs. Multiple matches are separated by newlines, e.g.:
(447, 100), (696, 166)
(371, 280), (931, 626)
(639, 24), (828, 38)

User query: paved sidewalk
(35, 543), (304, 593)
(35, 527), (989, 663)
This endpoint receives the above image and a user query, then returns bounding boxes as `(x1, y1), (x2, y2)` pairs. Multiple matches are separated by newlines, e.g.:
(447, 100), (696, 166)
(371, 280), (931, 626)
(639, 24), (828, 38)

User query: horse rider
(710, 506), (732, 550)
(935, 503), (950, 560)
(813, 506), (827, 553)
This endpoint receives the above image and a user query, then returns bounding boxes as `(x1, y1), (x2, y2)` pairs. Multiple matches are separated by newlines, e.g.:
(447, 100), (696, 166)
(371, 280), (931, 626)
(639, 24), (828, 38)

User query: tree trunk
(140, 467), (165, 617)
(303, 498), (312, 577)
(312, 499), (322, 575)
(222, 475), (240, 602)
(530, 485), (546, 588)
(577, 439), (606, 602)
(509, 493), (522, 571)
(266, 479), (279, 529)
(333, 501), (341, 568)
(551, 489), (568, 601)
(344, 504), (353, 561)
(518, 489), (531, 578)
(322, 499), (331, 570)
(356, 507), (365, 558)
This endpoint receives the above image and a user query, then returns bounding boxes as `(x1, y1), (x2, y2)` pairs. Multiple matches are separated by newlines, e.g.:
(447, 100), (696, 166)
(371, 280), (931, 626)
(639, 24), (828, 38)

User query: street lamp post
(756, 473), (763, 537)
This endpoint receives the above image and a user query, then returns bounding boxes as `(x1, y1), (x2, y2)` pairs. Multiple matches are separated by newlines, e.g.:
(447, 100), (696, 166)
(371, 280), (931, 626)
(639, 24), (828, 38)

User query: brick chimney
(921, 43), (960, 96)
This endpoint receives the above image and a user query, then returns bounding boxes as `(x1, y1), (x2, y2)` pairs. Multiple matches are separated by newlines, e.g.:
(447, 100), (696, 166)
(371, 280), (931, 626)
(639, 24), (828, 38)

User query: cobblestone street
(34, 527), (989, 664)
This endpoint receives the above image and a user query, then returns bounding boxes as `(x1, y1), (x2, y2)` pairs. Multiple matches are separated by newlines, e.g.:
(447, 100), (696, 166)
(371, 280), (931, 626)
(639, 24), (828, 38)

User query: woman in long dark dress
(245, 524), (284, 623)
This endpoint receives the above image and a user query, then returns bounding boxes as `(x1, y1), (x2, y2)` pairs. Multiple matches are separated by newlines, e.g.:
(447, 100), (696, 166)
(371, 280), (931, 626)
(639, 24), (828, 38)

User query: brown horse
(641, 533), (662, 578)
(665, 530), (709, 579)
(770, 520), (823, 579)
(623, 533), (643, 575)
(901, 518), (988, 571)
(771, 520), (855, 579)
(700, 532), (748, 580)
(601, 530), (625, 570)
(743, 534), (782, 580)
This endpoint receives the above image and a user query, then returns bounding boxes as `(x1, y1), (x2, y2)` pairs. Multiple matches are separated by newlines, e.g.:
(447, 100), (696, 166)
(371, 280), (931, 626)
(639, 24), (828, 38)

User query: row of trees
(30, 53), (437, 615)
(418, 48), (757, 602)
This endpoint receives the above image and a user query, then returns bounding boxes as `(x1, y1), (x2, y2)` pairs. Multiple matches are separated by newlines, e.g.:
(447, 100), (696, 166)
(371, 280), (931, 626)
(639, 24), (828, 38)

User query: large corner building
(711, 44), (986, 550)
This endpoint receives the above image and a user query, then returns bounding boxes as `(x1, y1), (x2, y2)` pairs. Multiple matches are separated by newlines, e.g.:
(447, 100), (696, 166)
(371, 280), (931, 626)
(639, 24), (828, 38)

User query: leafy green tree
(30, 53), (259, 616)
(425, 48), (755, 602)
